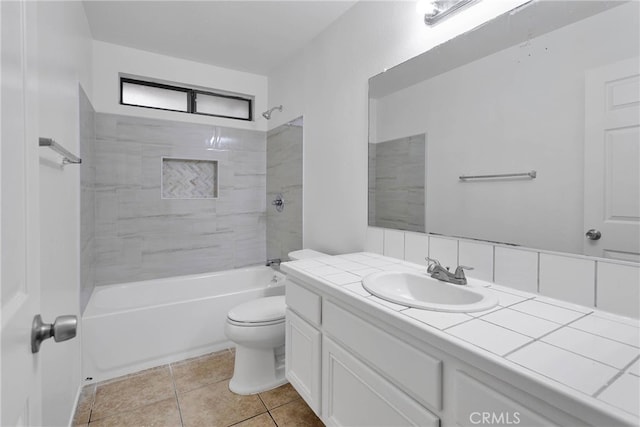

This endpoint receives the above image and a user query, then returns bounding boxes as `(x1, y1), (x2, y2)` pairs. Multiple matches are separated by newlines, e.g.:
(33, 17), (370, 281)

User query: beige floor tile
(73, 384), (96, 425)
(89, 398), (181, 427)
(171, 350), (235, 393)
(230, 413), (276, 427)
(178, 380), (267, 427)
(91, 366), (175, 421)
(258, 383), (300, 410)
(269, 399), (324, 427)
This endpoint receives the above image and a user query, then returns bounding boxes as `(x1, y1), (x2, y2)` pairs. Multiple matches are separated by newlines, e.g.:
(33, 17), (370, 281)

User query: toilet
(225, 249), (326, 395)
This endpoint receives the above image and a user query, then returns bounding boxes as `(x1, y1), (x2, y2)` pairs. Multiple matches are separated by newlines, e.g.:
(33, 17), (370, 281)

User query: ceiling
(83, 1), (358, 75)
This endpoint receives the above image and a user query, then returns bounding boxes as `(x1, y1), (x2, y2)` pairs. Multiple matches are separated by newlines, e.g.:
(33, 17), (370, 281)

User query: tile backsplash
(365, 226), (640, 319)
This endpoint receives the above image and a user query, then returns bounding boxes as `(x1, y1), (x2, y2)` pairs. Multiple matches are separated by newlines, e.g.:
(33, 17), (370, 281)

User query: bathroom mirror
(368, 0), (639, 260)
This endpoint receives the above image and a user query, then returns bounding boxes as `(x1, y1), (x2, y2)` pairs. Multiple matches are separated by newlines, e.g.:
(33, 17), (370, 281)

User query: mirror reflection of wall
(368, 1), (639, 258)
(368, 134), (425, 232)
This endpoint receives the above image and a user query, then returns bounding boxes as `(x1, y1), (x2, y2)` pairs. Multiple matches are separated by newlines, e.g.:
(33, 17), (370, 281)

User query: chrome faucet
(425, 257), (474, 285)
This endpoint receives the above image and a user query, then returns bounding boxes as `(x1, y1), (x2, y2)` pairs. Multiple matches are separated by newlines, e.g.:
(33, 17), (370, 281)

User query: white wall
(37, 1), (93, 425)
(374, 3), (639, 254)
(92, 40), (268, 131)
(267, 0), (529, 255)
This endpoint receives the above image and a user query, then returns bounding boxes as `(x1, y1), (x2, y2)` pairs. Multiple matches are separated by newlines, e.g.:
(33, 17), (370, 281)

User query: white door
(1, 0), (42, 425)
(584, 57), (640, 261)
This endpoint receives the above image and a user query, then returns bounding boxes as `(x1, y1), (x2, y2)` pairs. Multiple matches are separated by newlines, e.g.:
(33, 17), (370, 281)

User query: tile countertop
(281, 252), (640, 424)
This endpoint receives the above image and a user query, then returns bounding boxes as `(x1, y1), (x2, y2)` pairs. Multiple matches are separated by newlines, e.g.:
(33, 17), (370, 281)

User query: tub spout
(266, 258), (281, 267)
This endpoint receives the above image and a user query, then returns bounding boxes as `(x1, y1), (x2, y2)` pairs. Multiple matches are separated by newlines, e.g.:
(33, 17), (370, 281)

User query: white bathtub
(82, 266), (285, 383)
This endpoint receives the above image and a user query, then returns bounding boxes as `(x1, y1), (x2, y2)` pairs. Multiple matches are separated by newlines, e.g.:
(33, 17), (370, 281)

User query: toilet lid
(227, 296), (286, 324)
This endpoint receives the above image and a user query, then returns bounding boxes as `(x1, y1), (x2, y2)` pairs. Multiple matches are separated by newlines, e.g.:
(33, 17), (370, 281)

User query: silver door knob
(585, 229), (602, 241)
(31, 314), (77, 353)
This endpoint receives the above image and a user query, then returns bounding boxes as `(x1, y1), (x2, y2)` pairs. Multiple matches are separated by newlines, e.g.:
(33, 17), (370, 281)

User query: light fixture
(419, 0), (479, 26)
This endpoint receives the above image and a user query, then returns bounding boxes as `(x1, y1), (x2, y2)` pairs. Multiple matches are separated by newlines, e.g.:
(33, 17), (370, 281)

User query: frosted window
(122, 82), (188, 112)
(120, 77), (253, 121)
(195, 93), (251, 120)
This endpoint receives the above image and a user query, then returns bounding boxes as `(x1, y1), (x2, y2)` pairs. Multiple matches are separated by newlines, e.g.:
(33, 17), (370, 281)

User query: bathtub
(82, 266), (285, 383)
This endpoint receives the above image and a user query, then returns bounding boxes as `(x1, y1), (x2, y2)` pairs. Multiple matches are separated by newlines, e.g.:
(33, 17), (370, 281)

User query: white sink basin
(362, 271), (499, 313)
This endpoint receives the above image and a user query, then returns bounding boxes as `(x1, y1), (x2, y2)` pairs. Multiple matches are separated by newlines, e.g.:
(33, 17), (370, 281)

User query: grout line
(592, 355), (640, 398)
(501, 314), (583, 358)
(168, 363), (186, 427)
(593, 261), (599, 308)
(492, 245), (496, 283)
(87, 384), (97, 424)
(264, 396), (304, 412)
(229, 411), (271, 427)
(505, 357), (601, 396)
(536, 251), (541, 293)
(441, 312), (495, 331)
(267, 410), (280, 426)
(505, 311), (637, 371)
(171, 365), (185, 426)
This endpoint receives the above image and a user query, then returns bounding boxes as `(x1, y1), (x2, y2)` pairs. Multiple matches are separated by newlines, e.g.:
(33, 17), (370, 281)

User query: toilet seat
(227, 296), (285, 326)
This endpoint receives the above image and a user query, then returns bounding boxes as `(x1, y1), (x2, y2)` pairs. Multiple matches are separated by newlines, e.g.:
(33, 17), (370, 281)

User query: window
(120, 77), (253, 121)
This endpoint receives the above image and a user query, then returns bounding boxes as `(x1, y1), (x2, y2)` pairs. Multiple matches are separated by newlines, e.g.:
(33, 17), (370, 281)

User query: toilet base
(229, 344), (287, 395)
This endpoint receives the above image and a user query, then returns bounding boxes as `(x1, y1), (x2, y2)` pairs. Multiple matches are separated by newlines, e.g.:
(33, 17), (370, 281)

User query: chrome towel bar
(39, 137), (82, 165)
(459, 170), (536, 181)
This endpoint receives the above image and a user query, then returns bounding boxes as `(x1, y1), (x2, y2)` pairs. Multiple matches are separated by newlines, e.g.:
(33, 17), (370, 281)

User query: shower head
(262, 105), (283, 120)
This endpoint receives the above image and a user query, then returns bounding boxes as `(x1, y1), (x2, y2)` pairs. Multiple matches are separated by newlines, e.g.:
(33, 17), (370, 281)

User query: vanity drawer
(286, 279), (321, 326)
(323, 301), (442, 410)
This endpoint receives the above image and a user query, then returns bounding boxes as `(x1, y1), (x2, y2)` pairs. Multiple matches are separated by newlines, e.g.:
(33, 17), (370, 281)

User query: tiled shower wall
(80, 87), (96, 312)
(266, 119), (303, 261)
(93, 113), (266, 286)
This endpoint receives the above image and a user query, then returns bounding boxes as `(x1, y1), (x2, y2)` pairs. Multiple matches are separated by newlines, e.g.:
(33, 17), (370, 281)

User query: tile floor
(73, 349), (324, 427)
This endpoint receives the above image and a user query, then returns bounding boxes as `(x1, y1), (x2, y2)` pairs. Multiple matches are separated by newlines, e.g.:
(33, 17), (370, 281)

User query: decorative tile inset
(162, 158), (218, 199)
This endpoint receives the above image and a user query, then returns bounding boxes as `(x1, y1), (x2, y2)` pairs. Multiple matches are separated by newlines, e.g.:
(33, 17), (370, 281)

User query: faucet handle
(454, 265), (474, 279)
(425, 257), (441, 273)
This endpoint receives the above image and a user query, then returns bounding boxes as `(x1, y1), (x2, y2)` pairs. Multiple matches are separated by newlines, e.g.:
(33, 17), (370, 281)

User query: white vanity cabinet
(285, 280), (322, 415)
(284, 275), (631, 427)
(322, 336), (439, 427)
(286, 278), (440, 426)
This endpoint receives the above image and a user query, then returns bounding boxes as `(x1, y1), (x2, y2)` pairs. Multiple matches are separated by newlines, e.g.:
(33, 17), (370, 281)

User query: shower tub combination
(82, 266), (285, 383)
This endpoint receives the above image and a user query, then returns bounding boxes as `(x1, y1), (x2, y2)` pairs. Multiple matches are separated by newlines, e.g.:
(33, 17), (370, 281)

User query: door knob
(585, 229), (602, 241)
(31, 314), (77, 353)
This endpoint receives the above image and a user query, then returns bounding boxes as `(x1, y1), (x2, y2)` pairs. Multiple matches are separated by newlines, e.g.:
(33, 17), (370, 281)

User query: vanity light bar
(459, 170), (537, 181)
(424, 0), (480, 26)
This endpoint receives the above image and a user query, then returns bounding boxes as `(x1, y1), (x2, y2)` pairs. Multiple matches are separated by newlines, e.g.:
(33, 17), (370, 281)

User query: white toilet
(225, 249), (326, 395)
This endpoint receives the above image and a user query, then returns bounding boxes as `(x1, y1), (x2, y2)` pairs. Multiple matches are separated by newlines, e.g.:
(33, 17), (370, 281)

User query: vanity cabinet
(285, 309), (321, 414)
(284, 276), (620, 427)
(322, 336), (439, 427)
(285, 280), (322, 415)
(453, 371), (559, 427)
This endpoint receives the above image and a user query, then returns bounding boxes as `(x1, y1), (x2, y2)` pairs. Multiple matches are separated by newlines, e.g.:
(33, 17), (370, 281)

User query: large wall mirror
(368, 0), (639, 261)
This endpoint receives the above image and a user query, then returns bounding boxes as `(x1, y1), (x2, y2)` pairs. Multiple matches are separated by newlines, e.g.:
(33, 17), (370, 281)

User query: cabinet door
(455, 371), (559, 427)
(285, 309), (321, 415)
(322, 337), (439, 427)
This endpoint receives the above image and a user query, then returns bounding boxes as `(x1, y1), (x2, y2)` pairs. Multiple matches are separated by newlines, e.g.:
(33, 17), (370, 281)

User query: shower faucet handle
(271, 194), (285, 212)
